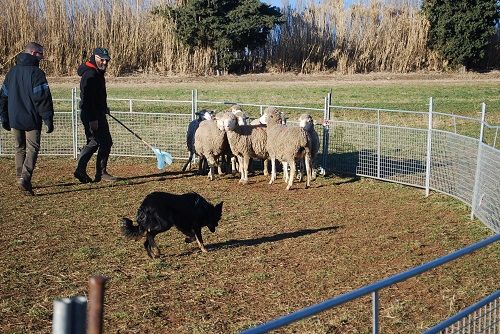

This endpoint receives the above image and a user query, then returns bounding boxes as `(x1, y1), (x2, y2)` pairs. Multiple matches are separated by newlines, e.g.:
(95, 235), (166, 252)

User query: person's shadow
(33, 170), (176, 196)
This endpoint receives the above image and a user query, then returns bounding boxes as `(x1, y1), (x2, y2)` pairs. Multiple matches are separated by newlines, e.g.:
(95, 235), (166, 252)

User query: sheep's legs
(269, 158), (276, 184)
(231, 156), (238, 174)
(238, 156), (249, 184)
(297, 159), (304, 182)
(182, 151), (193, 172)
(286, 160), (296, 190)
(207, 159), (216, 181)
(208, 165), (215, 180)
(305, 154), (312, 188)
(283, 161), (289, 183)
(263, 159), (269, 176)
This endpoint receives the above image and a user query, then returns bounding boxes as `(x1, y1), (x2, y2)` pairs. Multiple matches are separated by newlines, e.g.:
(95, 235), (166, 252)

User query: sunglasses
(96, 56), (110, 62)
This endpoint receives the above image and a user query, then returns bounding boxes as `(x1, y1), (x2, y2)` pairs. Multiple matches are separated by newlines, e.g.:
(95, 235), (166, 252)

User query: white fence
(0, 89), (499, 233)
(0, 89), (499, 332)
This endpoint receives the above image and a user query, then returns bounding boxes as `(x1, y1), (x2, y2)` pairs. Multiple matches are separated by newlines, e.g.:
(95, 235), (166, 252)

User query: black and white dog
(121, 192), (223, 258)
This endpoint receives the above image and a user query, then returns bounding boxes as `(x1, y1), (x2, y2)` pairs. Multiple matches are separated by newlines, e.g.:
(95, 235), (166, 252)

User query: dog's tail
(121, 218), (145, 240)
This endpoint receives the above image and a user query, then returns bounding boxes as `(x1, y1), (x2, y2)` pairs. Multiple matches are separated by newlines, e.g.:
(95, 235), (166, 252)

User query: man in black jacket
(0, 42), (54, 195)
(74, 47), (117, 183)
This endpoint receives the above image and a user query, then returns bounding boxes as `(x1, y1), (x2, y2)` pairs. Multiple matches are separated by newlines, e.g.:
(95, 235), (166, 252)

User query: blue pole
(422, 290), (500, 334)
(241, 234), (500, 334)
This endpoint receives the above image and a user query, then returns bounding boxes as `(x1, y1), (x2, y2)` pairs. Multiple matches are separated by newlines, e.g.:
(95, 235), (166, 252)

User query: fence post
(376, 109), (381, 179)
(321, 92), (331, 175)
(52, 296), (87, 334)
(72, 88), (78, 159)
(470, 103), (487, 220)
(372, 290), (380, 334)
(191, 89), (198, 119)
(53, 298), (72, 334)
(87, 276), (108, 334)
(425, 97), (433, 197)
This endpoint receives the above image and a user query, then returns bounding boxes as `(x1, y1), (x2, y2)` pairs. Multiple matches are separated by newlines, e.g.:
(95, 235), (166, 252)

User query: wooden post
(86, 276), (108, 334)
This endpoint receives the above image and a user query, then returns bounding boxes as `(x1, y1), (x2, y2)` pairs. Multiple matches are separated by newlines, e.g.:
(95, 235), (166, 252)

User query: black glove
(43, 118), (54, 134)
(105, 107), (110, 115)
(2, 121), (10, 131)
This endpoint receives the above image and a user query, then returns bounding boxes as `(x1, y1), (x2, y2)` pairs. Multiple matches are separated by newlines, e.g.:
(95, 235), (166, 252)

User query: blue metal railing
(422, 290), (500, 334)
(240, 233), (500, 334)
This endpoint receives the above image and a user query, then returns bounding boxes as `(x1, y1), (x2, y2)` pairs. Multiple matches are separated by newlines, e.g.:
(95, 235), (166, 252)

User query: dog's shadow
(180, 225), (341, 255)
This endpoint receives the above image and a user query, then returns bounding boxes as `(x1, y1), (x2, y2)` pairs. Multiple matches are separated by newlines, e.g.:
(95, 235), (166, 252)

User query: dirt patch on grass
(0, 156), (498, 333)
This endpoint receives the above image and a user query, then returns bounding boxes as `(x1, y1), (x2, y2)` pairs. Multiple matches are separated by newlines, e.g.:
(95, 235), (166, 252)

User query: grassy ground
(0, 156), (498, 334)
(1, 74), (499, 333)
(49, 72), (500, 122)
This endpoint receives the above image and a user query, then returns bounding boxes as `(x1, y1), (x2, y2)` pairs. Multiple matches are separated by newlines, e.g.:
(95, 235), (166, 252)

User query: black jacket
(77, 60), (108, 122)
(0, 53), (54, 131)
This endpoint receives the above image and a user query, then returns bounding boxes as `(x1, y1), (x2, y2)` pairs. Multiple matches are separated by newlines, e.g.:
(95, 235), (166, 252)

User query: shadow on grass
(205, 225), (341, 252)
(33, 170), (191, 196)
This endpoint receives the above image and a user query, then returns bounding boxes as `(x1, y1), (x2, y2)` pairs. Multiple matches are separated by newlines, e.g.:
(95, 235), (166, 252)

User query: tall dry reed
(0, 0), (447, 76)
(267, 0), (445, 73)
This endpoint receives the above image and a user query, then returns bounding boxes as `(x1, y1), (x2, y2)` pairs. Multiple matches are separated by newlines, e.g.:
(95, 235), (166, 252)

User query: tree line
(0, 0), (498, 76)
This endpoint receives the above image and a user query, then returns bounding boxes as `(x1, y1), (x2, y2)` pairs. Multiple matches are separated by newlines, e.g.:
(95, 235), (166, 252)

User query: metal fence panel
(323, 121), (377, 175)
(429, 130), (478, 205)
(323, 122), (428, 187)
(0, 112), (74, 156)
(423, 291), (500, 334)
(379, 126), (428, 186)
(75, 111), (192, 160)
(473, 144), (500, 232)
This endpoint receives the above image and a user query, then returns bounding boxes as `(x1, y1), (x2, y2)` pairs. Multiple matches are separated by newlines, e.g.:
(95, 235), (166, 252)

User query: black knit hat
(92, 47), (111, 60)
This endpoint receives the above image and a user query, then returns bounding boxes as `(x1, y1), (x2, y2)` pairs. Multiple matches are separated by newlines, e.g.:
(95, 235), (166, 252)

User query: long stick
(108, 113), (154, 150)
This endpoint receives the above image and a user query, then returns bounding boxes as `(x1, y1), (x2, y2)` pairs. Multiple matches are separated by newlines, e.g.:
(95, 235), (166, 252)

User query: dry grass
(0, 0), (447, 76)
(0, 156), (498, 333)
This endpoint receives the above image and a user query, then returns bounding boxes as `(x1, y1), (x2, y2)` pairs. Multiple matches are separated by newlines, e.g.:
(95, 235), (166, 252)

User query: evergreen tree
(423, 0), (499, 70)
(154, 0), (283, 74)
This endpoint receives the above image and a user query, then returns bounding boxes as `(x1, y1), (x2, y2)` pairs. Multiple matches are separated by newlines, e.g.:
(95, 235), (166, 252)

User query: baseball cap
(92, 47), (111, 60)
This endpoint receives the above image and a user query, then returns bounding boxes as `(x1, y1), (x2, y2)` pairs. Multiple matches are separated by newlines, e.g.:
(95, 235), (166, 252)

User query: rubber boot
(95, 155), (117, 182)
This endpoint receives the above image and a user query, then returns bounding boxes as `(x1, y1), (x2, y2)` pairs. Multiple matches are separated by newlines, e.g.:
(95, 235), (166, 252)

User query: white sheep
(297, 113), (320, 181)
(247, 106), (282, 175)
(194, 115), (229, 181)
(266, 108), (312, 190)
(230, 104), (249, 126)
(228, 104), (249, 173)
(219, 112), (269, 184)
(182, 109), (214, 173)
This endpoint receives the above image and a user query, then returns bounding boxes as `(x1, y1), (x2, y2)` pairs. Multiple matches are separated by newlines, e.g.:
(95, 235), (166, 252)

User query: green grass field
(49, 74), (500, 123)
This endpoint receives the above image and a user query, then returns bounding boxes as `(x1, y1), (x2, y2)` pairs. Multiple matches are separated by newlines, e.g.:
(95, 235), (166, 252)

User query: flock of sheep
(181, 105), (320, 190)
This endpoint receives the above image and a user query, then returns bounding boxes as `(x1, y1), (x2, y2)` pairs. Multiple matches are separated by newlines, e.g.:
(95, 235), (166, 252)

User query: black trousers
(76, 116), (113, 175)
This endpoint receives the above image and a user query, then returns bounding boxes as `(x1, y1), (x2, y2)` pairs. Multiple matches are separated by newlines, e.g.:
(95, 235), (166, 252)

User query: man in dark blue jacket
(74, 47), (117, 183)
(0, 42), (54, 195)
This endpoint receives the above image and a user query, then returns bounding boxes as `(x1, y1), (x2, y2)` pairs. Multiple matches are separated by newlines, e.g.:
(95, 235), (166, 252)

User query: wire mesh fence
(97, 112), (191, 160)
(1, 91), (498, 233)
(0, 90), (498, 333)
(429, 131), (479, 205)
(423, 290), (500, 334)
